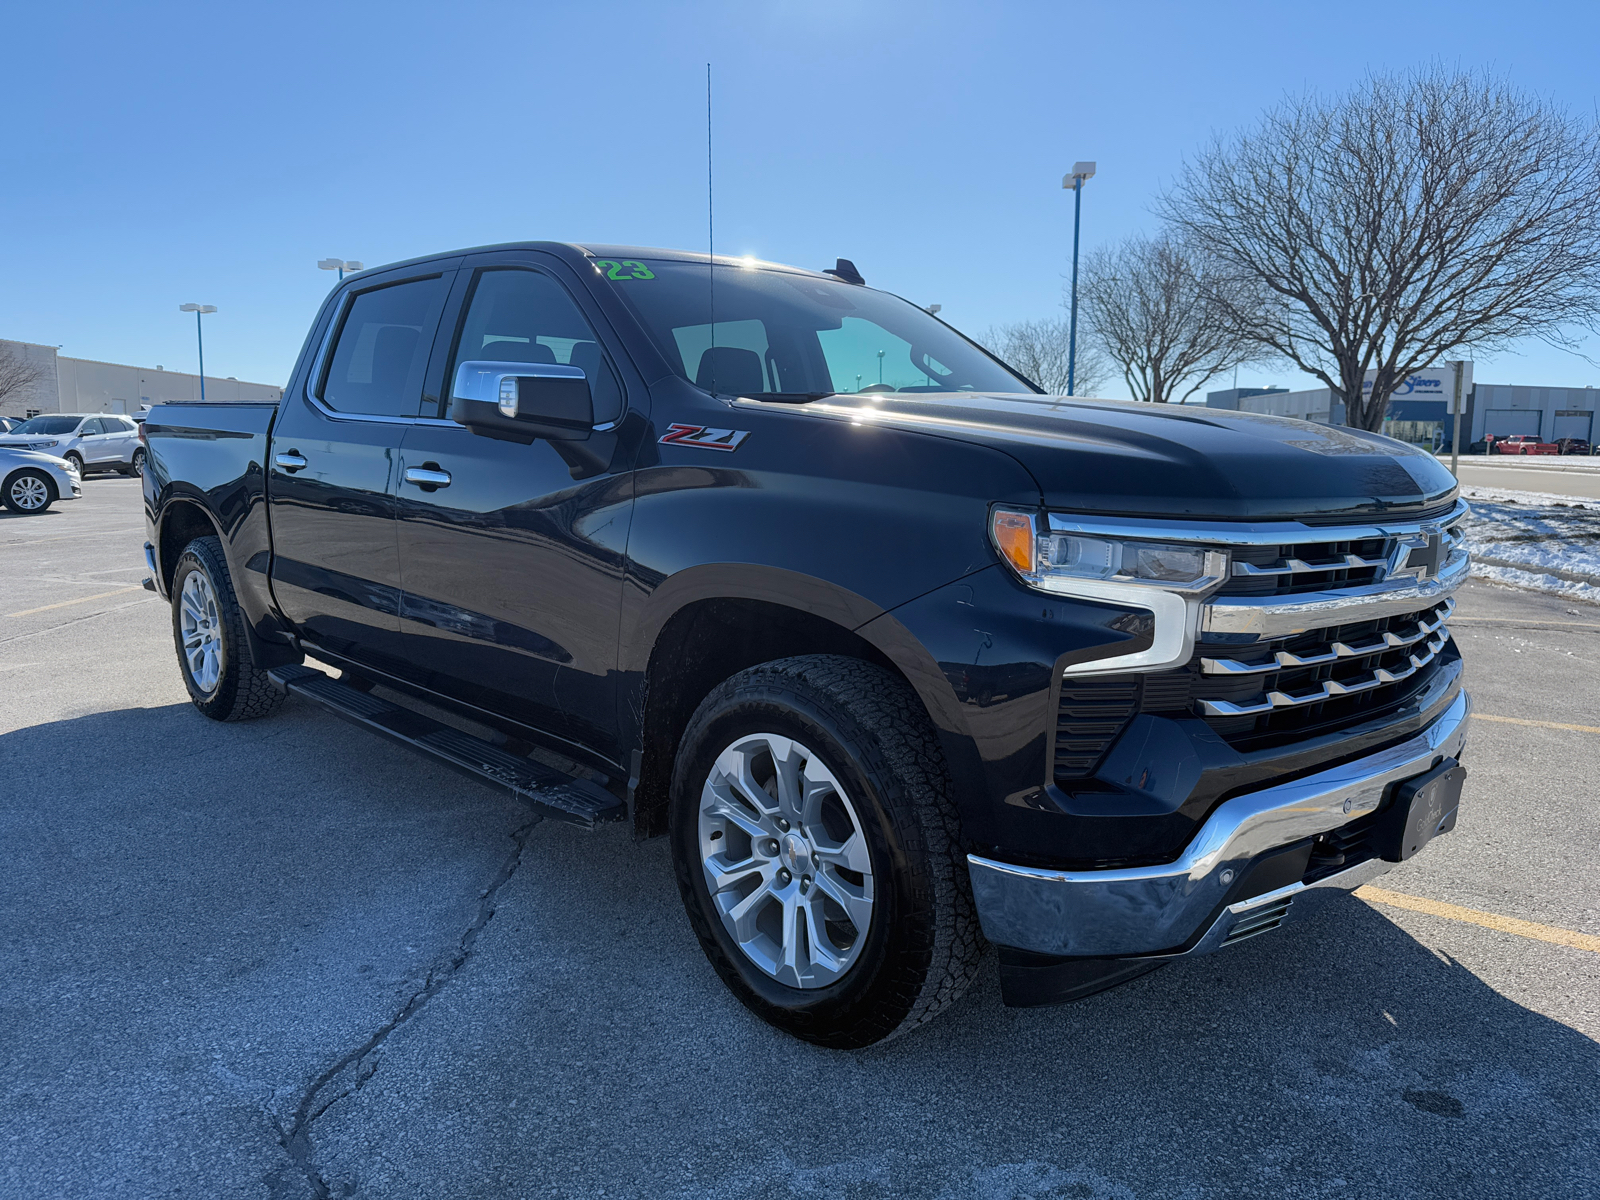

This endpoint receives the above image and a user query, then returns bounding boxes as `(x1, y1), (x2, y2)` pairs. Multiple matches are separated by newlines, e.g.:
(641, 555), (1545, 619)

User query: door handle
(403, 465), (452, 489)
(274, 451), (308, 472)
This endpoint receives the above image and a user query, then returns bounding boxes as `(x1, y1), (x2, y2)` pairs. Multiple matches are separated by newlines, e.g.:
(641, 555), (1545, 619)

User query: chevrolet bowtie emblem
(1386, 525), (1444, 583)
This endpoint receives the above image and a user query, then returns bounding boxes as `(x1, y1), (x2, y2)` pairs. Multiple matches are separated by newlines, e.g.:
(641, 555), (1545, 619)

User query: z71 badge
(658, 423), (750, 452)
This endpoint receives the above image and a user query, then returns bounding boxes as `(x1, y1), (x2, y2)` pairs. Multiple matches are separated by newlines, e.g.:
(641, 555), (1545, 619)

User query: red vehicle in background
(1492, 434), (1561, 455)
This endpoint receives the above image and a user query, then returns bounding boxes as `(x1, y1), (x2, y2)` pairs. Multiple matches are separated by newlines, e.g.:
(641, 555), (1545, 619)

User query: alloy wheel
(8, 474), (49, 511)
(697, 732), (875, 988)
(179, 568), (225, 693)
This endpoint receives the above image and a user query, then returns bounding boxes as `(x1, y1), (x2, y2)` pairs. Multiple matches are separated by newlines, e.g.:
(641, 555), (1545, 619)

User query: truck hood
(770, 392), (1458, 520)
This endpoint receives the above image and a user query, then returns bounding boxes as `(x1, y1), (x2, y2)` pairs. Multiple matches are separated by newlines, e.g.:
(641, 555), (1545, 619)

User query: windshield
(9, 416), (83, 435)
(596, 259), (1035, 397)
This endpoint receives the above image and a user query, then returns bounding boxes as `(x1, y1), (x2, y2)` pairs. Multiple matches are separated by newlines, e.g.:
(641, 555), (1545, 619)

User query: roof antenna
(707, 62), (716, 394)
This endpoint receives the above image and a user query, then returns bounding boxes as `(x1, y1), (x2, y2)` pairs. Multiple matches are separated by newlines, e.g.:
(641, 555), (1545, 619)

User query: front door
(393, 259), (635, 762)
(268, 267), (454, 671)
(78, 418), (117, 466)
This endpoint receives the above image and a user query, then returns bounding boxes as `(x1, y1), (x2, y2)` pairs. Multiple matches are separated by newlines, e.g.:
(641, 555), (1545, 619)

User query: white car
(1, 446), (82, 514)
(0, 413), (147, 477)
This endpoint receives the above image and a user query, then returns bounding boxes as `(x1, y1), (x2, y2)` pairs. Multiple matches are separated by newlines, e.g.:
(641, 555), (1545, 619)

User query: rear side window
(321, 276), (450, 418)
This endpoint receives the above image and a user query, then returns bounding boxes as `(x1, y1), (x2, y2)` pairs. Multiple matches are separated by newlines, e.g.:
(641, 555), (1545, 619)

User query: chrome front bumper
(967, 687), (1471, 959)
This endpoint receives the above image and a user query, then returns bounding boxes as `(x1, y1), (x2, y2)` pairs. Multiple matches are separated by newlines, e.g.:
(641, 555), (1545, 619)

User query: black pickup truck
(141, 242), (1471, 1047)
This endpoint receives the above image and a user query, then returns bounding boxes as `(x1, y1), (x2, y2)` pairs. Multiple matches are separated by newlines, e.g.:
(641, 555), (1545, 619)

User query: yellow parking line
(1473, 713), (1600, 735)
(5, 586), (146, 618)
(1357, 886), (1600, 954)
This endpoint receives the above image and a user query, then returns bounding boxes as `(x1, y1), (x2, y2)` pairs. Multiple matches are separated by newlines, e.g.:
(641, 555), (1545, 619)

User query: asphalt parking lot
(3, 475), (1598, 1200)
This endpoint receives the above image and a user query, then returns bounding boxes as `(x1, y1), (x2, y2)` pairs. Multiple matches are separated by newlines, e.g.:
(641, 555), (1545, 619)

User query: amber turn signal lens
(992, 510), (1036, 575)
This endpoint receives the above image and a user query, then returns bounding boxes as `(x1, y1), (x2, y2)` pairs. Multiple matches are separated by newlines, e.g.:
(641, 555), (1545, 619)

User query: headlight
(991, 509), (1227, 595)
(30, 439), (60, 449)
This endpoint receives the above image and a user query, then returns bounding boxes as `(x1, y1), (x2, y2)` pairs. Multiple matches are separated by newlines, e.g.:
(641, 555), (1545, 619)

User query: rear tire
(128, 448), (147, 477)
(170, 536), (286, 722)
(670, 655), (984, 1048)
(3, 469), (55, 514)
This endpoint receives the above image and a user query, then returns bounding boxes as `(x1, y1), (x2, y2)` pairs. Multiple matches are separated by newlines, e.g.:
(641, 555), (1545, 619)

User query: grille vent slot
(1053, 679), (1140, 782)
(1223, 896), (1294, 945)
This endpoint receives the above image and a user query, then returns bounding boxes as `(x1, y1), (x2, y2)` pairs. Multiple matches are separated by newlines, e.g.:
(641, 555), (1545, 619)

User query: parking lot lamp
(1062, 161), (1096, 395)
(318, 258), (364, 282)
(178, 304), (217, 400)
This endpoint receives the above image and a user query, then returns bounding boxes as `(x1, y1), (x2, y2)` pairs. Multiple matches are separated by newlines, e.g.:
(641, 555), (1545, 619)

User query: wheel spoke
(812, 830), (871, 875)
(705, 788), (769, 841)
(769, 743), (806, 824)
(813, 865), (874, 930)
(799, 896), (846, 972)
(778, 891), (805, 983)
(728, 749), (781, 820)
(725, 879), (775, 941)
(705, 852), (764, 892)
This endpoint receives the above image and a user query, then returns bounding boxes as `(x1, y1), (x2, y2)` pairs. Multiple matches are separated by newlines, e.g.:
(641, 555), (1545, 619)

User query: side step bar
(268, 664), (626, 829)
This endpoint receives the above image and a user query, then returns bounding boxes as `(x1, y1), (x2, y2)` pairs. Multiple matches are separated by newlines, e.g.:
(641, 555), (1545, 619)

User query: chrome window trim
(1046, 496), (1469, 547)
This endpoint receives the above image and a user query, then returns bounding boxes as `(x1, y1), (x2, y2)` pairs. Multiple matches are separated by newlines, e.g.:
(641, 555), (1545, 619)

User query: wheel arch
(156, 497), (225, 596)
(626, 565), (977, 840)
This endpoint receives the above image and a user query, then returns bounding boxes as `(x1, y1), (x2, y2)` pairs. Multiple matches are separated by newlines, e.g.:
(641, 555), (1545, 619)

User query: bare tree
(983, 317), (1112, 397)
(1161, 69), (1600, 430)
(0, 345), (47, 413)
(1078, 233), (1250, 403)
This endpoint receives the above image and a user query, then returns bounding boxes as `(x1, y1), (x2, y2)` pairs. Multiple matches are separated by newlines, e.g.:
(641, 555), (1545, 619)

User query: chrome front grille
(1197, 600), (1454, 717)
(1045, 498), (1470, 773)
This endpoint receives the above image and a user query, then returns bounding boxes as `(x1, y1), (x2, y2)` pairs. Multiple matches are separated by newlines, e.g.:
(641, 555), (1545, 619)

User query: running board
(267, 664), (626, 829)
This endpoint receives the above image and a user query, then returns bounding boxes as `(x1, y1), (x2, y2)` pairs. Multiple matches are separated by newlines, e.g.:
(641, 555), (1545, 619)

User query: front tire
(170, 536), (286, 721)
(64, 452), (85, 475)
(670, 655), (984, 1048)
(3, 469), (55, 514)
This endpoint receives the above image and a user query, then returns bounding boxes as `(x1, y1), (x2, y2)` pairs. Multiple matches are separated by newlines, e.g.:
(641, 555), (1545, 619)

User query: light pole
(179, 304), (217, 400)
(877, 348), (885, 386)
(318, 258), (364, 282)
(1062, 160), (1096, 396)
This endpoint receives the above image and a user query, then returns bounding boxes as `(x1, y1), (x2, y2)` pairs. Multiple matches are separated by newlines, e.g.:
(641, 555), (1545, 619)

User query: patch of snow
(1459, 485), (1600, 604)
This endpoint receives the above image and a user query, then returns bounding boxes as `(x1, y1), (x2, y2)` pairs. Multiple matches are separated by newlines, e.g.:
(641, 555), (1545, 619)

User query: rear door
(391, 254), (636, 762)
(101, 416), (137, 464)
(268, 264), (455, 672)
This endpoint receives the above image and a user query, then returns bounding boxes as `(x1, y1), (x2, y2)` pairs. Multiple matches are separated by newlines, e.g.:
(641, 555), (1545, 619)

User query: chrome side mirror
(449, 360), (593, 443)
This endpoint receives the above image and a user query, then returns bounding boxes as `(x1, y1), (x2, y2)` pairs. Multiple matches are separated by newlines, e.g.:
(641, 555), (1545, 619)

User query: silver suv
(0, 414), (147, 476)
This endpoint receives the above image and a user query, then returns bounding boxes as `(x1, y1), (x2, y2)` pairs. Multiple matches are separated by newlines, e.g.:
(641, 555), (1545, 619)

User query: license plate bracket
(1373, 757), (1466, 862)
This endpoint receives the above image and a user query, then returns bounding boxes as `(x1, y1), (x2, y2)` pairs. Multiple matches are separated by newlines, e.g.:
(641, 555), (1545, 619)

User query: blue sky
(4, 0), (1598, 398)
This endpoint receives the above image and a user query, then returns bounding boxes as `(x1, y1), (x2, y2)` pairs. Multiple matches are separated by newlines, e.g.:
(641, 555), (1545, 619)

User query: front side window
(450, 269), (624, 425)
(322, 275), (450, 418)
(597, 259), (1035, 397)
(80, 418), (106, 435)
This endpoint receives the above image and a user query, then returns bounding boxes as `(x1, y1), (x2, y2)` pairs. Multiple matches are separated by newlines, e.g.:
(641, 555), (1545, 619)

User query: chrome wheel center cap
(780, 833), (811, 876)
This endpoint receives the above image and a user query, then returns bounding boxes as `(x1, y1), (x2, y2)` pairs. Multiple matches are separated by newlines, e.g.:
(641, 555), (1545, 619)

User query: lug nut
(778, 868), (792, 884)
(764, 839), (780, 856)
(800, 874), (811, 893)
(778, 818), (791, 832)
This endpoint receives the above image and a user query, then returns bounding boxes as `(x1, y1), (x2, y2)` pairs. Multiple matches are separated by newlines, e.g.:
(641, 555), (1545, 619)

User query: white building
(0, 338), (281, 419)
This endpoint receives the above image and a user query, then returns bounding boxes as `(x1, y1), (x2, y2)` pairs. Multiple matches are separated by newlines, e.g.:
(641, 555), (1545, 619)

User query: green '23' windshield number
(596, 259), (654, 281)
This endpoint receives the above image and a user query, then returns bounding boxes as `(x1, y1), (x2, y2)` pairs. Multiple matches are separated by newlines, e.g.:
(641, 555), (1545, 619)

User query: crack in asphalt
(270, 818), (540, 1199)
